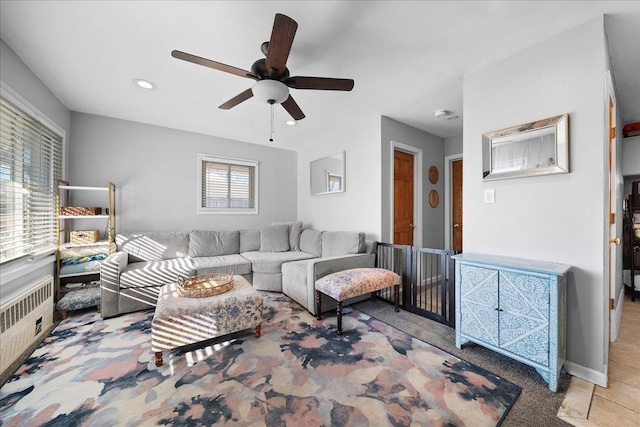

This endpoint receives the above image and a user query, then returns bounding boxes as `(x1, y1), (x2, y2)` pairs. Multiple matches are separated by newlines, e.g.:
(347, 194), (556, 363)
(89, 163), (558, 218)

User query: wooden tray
(176, 273), (234, 298)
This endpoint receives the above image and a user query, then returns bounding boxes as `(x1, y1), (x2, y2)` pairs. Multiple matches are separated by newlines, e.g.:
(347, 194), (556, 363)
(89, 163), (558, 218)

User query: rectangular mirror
(311, 151), (345, 195)
(483, 114), (569, 181)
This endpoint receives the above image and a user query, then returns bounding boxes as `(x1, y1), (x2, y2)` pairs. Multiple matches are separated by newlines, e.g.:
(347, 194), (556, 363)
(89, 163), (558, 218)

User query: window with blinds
(0, 96), (63, 264)
(197, 153), (258, 214)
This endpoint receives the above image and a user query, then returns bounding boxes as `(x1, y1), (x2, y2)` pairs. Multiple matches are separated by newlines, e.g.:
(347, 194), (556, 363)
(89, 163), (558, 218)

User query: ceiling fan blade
(265, 14), (298, 77)
(285, 76), (354, 91)
(172, 50), (258, 80)
(281, 95), (305, 120)
(219, 88), (254, 109)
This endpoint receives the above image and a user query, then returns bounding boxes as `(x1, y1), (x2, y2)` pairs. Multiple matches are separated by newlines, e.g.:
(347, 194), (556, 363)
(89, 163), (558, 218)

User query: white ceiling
(1, 1), (638, 151)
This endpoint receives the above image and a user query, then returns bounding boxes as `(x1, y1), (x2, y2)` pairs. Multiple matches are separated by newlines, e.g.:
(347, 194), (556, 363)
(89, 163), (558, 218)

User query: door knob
(453, 224), (460, 228)
(609, 237), (620, 245)
(409, 224), (415, 229)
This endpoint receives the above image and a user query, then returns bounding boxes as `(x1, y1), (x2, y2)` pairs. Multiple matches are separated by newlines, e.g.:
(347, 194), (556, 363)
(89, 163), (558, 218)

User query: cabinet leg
(155, 351), (163, 367)
(254, 324), (261, 338)
(61, 311), (68, 320)
(336, 301), (343, 335)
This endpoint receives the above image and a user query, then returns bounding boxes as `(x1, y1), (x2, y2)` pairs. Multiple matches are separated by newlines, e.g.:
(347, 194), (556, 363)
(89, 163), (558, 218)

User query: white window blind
(0, 96), (63, 263)
(198, 154), (258, 214)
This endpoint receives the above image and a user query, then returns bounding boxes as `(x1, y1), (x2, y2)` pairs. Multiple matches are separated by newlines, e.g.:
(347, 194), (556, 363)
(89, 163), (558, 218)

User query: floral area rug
(0, 293), (520, 426)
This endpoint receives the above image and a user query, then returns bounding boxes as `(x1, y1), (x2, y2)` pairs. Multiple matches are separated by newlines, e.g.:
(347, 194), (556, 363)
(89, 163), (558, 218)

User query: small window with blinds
(197, 153), (258, 214)
(0, 96), (63, 264)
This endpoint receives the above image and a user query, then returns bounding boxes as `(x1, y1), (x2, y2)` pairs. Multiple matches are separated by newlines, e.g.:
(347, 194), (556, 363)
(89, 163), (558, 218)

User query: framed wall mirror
(311, 151), (345, 195)
(482, 114), (569, 181)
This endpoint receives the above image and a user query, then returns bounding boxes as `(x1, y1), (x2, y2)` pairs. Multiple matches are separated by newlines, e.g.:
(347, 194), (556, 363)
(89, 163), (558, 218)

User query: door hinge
(611, 127), (616, 139)
(610, 298), (615, 310)
(610, 212), (615, 225)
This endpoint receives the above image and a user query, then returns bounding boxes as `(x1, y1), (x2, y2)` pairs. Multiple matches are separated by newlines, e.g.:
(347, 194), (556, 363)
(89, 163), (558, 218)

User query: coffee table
(151, 275), (263, 366)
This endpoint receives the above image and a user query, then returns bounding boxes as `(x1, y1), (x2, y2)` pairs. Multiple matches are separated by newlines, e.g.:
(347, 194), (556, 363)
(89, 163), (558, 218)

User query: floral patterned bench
(315, 268), (401, 334)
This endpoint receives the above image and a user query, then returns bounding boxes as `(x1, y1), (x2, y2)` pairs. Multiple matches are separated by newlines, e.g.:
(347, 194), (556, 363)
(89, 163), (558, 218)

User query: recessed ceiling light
(285, 120), (296, 126)
(134, 79), (156, 90)
(434, 109), (449, 118)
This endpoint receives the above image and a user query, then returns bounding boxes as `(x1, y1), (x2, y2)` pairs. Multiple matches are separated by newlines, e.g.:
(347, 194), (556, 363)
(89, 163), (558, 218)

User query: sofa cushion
(272, 221), (303, 251)
(241, 251), (316, 273)
(116, 232), (190, 262)
(260, 224), (290, 252)
(321, 232), (365, 257)
(300, 229), (323, 257)
(120, 258), (195, 289)
(188, 230), (240, 257)
(240, 229), (260, 253)
(191, 254), (252, 275)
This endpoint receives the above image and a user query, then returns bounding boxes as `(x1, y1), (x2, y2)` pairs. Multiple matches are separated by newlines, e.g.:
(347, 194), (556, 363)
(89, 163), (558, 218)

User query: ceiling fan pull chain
(269, 100), (275, 142)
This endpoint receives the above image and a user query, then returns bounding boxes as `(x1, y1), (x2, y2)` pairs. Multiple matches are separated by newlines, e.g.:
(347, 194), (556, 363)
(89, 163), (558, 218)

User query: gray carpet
(353, 299), (571, 427)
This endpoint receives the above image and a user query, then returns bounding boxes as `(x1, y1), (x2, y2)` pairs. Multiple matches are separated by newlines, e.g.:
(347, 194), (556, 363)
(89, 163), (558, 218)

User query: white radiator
(0, 276), (54, 373)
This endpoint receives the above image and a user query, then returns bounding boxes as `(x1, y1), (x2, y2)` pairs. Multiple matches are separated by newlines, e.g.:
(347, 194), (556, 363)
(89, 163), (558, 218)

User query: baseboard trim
(564, 361), (607, 388)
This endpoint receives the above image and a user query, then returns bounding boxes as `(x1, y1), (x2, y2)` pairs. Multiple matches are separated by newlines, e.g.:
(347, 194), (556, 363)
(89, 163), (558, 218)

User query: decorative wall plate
(429, 166), (439, 184)
(429, 190), (439, 208)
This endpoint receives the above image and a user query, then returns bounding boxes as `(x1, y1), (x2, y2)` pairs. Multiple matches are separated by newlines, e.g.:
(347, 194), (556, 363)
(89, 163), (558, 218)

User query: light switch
(484, 189), (495, 204)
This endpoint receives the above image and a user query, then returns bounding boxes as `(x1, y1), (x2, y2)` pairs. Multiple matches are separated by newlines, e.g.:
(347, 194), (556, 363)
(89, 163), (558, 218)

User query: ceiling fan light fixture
(252, 79), (289, 104)
(134, 79), (156, 90)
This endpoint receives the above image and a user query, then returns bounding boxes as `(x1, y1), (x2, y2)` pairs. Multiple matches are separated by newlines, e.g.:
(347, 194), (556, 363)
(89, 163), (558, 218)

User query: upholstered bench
(315, 267), (401, 334)
(151, 275), (263, 367)
(56, 285), (101, 320)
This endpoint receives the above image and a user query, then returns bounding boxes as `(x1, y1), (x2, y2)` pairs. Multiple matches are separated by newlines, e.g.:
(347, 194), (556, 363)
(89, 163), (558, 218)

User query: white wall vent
(1, 276), (54, 374)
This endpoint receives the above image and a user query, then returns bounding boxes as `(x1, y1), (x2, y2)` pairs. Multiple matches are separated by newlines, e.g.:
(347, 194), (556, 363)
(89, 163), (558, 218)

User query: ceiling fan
(171, 13), (354, 122)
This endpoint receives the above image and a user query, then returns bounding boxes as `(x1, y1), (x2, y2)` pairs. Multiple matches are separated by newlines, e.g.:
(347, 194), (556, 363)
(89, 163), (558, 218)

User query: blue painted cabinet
(453, 253), (570, 392)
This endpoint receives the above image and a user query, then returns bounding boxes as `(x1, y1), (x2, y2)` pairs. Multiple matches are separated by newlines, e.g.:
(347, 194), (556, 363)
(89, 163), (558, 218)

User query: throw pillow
(271, 221), (303, 251)
(260, 224), (290, 252)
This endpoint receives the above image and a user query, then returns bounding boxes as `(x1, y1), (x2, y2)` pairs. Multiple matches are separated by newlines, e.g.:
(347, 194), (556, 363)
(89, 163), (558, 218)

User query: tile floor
(558, 291), (640, 426)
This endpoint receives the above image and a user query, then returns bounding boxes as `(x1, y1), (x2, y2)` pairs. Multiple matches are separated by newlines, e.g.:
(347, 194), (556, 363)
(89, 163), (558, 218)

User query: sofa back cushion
(188, 230), (240, 257)
(259, 224), (290, 252)
(271, 221), (303, 251)
(239, 229), (261, 253)
(116, 232), (189, 262)
(299, 229), (323, 257)
(321, 231), (365, 257)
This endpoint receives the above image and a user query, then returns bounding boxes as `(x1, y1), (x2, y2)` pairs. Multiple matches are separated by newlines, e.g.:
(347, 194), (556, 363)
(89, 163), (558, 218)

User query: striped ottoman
(315, 268), (401, 334)
(151, 275), (263, 367)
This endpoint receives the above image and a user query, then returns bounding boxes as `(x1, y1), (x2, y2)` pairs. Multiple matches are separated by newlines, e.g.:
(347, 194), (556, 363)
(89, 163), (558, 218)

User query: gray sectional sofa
(100, 222), (376, 318)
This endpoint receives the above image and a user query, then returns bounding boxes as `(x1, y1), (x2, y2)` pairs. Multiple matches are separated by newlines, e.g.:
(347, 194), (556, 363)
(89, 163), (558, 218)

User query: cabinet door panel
(459, 264), (499, 346)
(499, 271), (550, 366)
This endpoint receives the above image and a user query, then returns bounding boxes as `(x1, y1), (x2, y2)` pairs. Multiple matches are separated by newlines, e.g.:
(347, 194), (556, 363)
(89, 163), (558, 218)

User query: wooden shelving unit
(623, 181), (640, 302)
(55, 180), (116, 316)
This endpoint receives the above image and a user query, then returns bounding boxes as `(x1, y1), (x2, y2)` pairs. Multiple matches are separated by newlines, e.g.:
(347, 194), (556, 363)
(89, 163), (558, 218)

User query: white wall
(0, 38), (71, 303)
(0, 39), (70, 138)
(69, 112), (298, 233)
(297, 116), (381, 239)
(622, 136), (640, 176)
(463, 17), (610, 381)
(445, 133), (463, 156)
